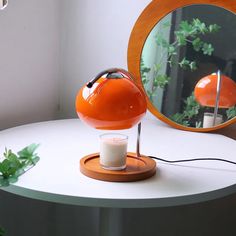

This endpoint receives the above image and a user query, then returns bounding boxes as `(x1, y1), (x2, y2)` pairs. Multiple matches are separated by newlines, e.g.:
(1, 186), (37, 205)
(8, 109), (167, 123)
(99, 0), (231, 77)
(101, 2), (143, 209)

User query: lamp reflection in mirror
(194, 71), (236, 128)
(75, 68), (156, 181)
(127, 0), (236, 131)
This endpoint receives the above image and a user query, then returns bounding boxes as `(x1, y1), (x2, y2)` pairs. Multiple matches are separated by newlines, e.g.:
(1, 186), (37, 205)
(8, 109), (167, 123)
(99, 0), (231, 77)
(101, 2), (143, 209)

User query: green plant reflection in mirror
(141, 5), (236, 128)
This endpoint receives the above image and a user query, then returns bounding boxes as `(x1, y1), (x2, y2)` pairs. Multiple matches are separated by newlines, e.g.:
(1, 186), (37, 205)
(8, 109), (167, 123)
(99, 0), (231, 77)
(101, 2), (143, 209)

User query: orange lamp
(75, 68), (156, 182)
(75, 68), (147, 130)
(194, 73), (236, 108)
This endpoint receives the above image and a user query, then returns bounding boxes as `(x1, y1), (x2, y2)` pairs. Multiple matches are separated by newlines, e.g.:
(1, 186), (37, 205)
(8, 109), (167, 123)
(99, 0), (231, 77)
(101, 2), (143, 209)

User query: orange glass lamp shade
(194, 73), (236, 108)
(75, 69), (147, 130)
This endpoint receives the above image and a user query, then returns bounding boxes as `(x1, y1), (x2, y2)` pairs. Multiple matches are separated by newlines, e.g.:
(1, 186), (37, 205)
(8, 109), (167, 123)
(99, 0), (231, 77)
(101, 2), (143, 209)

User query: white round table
(1, 118), (236, 235)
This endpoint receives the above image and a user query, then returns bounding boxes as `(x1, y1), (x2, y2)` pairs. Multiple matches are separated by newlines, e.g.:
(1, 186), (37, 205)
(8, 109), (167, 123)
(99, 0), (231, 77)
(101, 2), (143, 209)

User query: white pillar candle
(100, 133), (128, 170)
(203, 112), (223, 128)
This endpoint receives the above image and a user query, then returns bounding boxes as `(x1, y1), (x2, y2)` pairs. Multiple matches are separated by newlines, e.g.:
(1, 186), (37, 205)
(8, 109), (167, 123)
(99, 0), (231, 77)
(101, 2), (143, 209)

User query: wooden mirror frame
(127, 0), (236, 132)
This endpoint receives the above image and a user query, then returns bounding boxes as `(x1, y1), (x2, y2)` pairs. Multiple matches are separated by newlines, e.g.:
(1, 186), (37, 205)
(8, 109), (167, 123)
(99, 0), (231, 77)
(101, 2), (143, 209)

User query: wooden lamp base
(80, 152), (156, 182)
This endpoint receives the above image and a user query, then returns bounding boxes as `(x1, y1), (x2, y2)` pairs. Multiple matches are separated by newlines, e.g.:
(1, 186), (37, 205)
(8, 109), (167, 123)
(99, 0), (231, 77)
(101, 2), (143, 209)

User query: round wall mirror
(0, 0), (8, 10)
(128, 0), (236, 132)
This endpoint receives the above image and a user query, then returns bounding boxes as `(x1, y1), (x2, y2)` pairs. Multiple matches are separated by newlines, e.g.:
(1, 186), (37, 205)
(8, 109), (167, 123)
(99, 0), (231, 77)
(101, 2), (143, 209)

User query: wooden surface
(80, 153), (157, 182)
(213, 123), (236, 140)
(127, 0), (236, 133)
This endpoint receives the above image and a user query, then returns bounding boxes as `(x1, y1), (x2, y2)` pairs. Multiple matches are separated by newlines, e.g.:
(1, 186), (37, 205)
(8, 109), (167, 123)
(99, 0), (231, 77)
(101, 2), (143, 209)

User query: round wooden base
(80, 152), (156, 182)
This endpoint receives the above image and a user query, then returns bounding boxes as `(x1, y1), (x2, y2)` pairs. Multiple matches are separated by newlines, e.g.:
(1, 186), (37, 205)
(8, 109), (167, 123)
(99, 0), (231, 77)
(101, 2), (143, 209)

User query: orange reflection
(194, 73), (236, 108)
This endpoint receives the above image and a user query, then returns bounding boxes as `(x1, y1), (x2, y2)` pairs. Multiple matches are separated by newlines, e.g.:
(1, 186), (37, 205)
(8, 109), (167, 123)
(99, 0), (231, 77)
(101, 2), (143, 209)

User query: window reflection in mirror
(141, 5), (236, 128)
(0, 0), (8, 10)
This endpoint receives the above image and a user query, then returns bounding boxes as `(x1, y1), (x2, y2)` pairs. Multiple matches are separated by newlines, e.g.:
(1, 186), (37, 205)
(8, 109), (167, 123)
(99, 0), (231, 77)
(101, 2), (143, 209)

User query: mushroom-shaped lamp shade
(194, 73), (236, 108)
(75, 69), (147, 130)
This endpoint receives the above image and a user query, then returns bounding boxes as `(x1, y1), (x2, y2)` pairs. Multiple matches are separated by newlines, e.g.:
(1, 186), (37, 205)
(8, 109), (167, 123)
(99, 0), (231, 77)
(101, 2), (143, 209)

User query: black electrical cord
(149, 156), (236, 165)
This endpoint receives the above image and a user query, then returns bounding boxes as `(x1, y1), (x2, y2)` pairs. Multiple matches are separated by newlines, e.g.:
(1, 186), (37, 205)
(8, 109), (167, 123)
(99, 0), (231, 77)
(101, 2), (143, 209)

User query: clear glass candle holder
(203, 112), (223, 128)
(99, 133), (128, 170)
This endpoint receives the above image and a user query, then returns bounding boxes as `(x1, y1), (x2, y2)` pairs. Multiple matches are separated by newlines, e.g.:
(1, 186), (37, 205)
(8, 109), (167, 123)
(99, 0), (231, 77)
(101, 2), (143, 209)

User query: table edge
(2, 183), (236, 208)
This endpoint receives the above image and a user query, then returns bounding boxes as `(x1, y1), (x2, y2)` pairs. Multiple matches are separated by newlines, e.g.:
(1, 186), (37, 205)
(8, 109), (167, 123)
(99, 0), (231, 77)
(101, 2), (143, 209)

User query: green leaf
(202, 43), (214, 55)
(192, 37), (203, 52)
(156, 35), (170, 48)
(179, 20), (193, 34)
(8, 175), (18, 183)
(182, 121), (190, 126)
(208, 24), (221, 33)
(167, 60), (176, 67)
(184, 109), (198, 119)
(141, 68), (151, 73)
(170, 93), (202, 127)
(179, 57), (190, 69)
(175, 32), (187, 46)
(192, 18), (208, 34)
(153, 75), (171, 89)
(15, 168), (25, 177)
(0, 144), (40, 188)
(18, 143), (40, 158)
(189, 61), (197, 71)
(167, 45), (177, 56)
(170, 113), (185, 123)
(183, 93), (201, 119)
(31, 156), (40, 165)
(140, 57), (151, 79)
(170, 113), (190, 126)
(195, 121), (202, 128)
(226, 106), (236, 119)
(0, 159), (11, 177)
(142, 77), (148, 85)
(0, 178), (10, 187)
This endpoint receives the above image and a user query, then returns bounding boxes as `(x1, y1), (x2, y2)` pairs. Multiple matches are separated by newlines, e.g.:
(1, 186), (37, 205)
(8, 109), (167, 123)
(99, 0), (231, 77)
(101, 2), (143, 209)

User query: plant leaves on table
(0, 144), (40, 187)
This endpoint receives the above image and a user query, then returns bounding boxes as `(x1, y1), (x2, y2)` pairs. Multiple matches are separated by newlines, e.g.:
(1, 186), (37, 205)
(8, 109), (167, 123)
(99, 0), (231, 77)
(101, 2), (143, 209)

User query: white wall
(58, 0), (151, 118)
(0, 0), (152, 128)
(0, 0), (60, 130)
